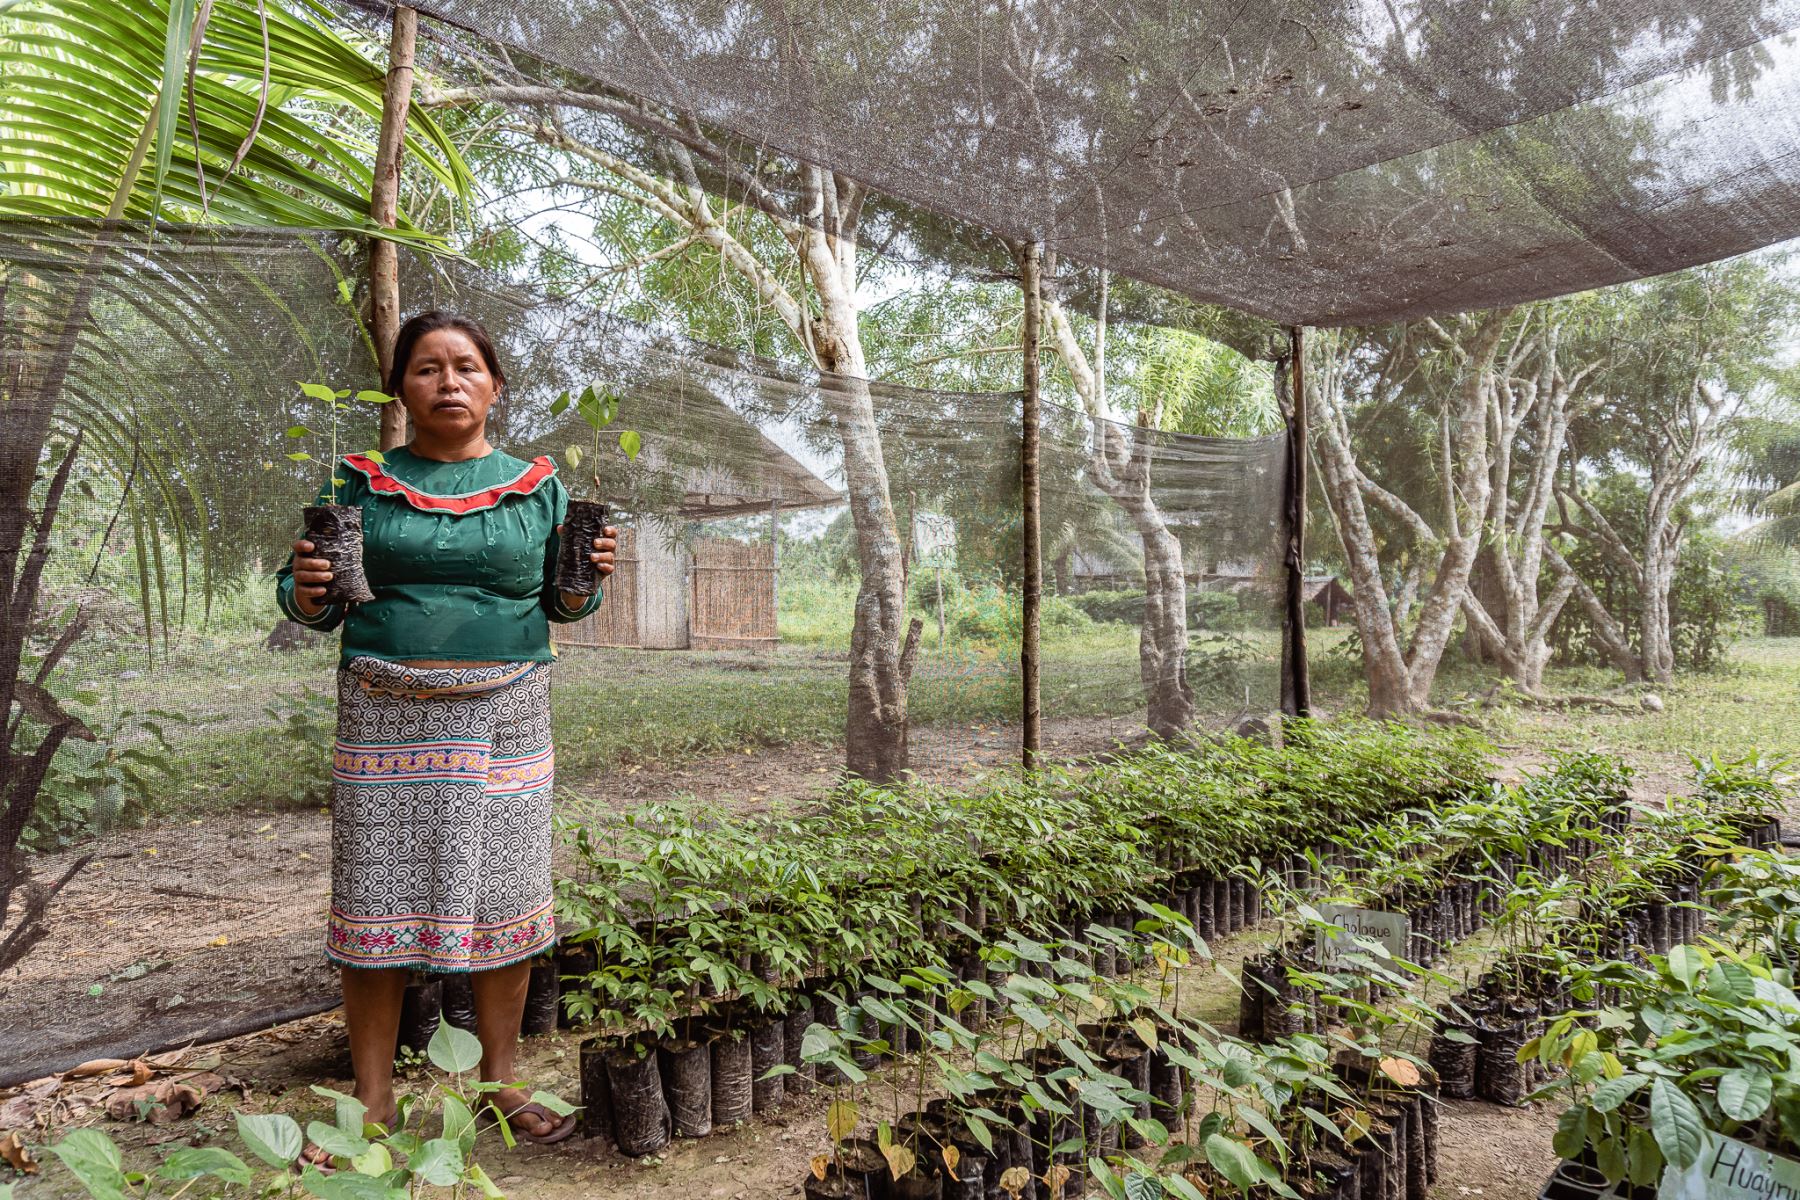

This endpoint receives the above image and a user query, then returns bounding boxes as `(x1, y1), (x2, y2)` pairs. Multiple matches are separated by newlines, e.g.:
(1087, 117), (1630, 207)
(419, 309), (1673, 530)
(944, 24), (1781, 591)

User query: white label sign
(1314, 904), (1410, 968)
(913, 512), (957, 569)
(1661, 1132), (1800, 1200)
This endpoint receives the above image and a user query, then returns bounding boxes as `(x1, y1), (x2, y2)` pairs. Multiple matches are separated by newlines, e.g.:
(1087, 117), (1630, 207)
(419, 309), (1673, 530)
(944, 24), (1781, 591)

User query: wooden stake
(1018, 242), (1044, 767)
(1281, 325), (1312, 719)
(370, 5), (417, 451)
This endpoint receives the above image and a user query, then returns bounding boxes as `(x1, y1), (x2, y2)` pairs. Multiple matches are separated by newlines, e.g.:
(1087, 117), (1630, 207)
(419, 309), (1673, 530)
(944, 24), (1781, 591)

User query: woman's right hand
(290, 539), (333, 615)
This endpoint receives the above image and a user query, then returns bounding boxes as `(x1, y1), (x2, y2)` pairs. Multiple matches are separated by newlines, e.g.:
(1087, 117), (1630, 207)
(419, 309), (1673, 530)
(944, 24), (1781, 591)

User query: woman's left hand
(555, 524), (619, 576)
(591, 525), (619, 577)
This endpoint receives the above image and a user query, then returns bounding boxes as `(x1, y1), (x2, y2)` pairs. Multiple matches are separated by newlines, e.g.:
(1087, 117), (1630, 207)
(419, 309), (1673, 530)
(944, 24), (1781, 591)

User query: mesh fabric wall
(1, 221), (1285, 1080)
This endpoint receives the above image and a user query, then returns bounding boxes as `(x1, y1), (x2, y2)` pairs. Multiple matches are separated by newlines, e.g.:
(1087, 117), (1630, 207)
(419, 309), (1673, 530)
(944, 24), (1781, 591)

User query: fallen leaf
(810, 1155), (829, 1182)
(1, 1130), (36, 1173)
(208, 936), (229, 947)
(65, 1057), (130, 1079)
(1378, 1056), (1422, 1087)
(0, 1098), (38, 1134)
(105, 1080), (203, 1124)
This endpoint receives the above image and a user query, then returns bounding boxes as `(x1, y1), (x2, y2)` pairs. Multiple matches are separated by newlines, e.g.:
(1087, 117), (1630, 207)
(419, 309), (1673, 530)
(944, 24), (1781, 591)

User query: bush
(946, 578), (1093, 643)
(1067, 588), (1143, 625)
(1065, 587), (1254, 631)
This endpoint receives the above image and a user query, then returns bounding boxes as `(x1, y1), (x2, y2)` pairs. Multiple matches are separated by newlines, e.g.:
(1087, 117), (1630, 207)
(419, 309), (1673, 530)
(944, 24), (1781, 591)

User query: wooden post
(936, 572), (950, 647)
(370, 5), (417, 451)
(768, 498), (780, 609)
(1017, 242), (1044, 767)
(1280, 325), (1312, 719)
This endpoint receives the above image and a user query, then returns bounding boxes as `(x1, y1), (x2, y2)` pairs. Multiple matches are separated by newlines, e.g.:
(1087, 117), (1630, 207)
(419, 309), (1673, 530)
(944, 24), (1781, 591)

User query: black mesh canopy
(389, 0), (1800, 323)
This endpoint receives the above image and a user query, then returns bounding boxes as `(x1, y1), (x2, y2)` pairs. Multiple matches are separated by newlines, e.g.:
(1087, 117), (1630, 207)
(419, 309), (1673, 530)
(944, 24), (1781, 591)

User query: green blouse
(274, 446), (602, 665)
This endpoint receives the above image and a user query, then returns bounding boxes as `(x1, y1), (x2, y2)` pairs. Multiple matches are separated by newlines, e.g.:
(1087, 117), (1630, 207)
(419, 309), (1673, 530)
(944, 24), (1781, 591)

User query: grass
(53, 566), (1797, 839)
(1493, 637), (1800, 763)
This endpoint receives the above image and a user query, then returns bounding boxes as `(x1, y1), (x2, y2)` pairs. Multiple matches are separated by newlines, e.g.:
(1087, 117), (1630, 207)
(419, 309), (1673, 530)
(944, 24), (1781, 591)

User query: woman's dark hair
(386, 310), (507, 397)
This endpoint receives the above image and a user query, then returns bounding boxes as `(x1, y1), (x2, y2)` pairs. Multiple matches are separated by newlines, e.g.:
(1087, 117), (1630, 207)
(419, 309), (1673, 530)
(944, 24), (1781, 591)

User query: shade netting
(380, 0), (1800, 324)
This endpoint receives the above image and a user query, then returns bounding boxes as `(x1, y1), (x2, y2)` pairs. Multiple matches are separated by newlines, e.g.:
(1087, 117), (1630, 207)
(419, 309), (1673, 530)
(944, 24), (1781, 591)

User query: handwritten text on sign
(1661, 1132), (1800, 1200)
(1315, 905), (1410, 968)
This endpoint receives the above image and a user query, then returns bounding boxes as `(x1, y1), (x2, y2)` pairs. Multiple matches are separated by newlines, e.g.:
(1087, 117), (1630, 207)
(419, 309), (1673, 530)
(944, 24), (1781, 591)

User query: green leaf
(152, 0), (199, 221)
(528, 1091), (577, 1117)
(286, 425), (312, 438)
(236, 1110), (304, 1169)
(1204, 1133), (1267, 1191)
(306, 1120), (368, 1159)
(550, 391), (572, 416)
(467, 1163), (506, 1198)
(799, 1023), (835, 1061)
(1650, 1078), (1707, 1169)
(564, 445), (583, 470)
(1164, 1177), (1208, 1200)
(618, 430), (642, 461)
(1627, 1125), (1665, 1187)
(298, 1166), (405, 1199)
(408, 1138), (464, 1187)
(1124, 1172), (1166, 1200)
(441, 1093), (478, 1152)
(48, 1129), (128, 1200)
(299, 381), (338, 403)
(1589, 1074), (1648, 1114)
(1719, 1068), (1774, 1122)
(355, 390), (394, 404)
(287, 451), (313, 461)
(156, 1147), (254, 1185)
(311, 1085), (365, 1137)
(362, 449), (386, 465)
(1667, 945), (1704, 990)
(1553, 1106), (1588, 1159)
(349, 1142), (392, 1177)
(427, 1020), (483, 1074)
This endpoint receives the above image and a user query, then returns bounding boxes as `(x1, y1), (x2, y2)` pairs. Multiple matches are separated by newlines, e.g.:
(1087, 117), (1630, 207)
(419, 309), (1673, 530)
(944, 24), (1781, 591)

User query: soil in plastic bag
(839, 1139), (890, 1198)
(555, 500), (609, 596)
(554, 943), (596, 1030)
(804, 1174), (874, 1200)
(785, 997), (818, 1088)
(711, 1029), (754, 1126)
(1477, 1017), (1532, 1106)
(1311, 1150), (1361, 1200)
(520, 959), (559, 1036)
(303, 505), (375, 604)
(659, 1037), (712, 1138)
(1429, 1024), (1479, 1100)
(395, 979), (441, 1057)
(750, 1016), (786, 1111)
(578, 1036), (615, 1143)
(441, 974), (478, 1033)
(889, 1169), (944, 1200)
(943, 1148), (989, 1200)
(605, 1043), (670, 1156)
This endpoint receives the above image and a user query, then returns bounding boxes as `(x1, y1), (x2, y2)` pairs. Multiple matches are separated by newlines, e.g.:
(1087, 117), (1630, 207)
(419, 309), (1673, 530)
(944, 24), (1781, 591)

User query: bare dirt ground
(0, 713), (1142, 1083)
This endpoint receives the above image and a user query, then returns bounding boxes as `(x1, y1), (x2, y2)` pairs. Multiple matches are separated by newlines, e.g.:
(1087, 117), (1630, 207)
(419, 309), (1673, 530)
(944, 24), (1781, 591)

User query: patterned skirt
(326, 657), (556, 972)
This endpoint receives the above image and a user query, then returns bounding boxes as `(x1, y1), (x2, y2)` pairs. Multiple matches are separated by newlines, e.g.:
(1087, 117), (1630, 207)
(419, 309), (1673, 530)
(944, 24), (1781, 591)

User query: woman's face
(400, 329), (499, 442)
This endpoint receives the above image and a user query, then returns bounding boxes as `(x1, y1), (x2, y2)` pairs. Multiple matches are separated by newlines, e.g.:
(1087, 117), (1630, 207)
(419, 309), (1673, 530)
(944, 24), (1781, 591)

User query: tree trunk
(1137, 513), (1194, 737)
(803, 219), (910, 782)
(1640, 537), (1677, 684)
(1040, 295), (1193, 738)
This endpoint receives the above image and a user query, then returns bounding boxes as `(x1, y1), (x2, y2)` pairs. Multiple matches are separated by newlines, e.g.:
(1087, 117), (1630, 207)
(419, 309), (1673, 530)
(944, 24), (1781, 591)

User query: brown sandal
(499, 1101), (578, 1145)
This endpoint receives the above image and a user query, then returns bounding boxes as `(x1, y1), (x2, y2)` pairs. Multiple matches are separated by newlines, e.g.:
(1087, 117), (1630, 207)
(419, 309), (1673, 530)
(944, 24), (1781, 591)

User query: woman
(277, 311), (614, 1153)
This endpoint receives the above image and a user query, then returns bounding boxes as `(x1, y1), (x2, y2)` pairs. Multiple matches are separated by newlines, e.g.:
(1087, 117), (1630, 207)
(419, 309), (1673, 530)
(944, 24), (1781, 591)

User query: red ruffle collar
(343, 453), (556, 515)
